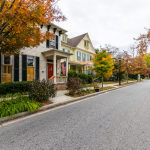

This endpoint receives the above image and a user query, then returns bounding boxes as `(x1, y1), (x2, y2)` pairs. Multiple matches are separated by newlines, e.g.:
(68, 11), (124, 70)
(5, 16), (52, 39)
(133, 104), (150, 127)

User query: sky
(54, 0), (150, 52)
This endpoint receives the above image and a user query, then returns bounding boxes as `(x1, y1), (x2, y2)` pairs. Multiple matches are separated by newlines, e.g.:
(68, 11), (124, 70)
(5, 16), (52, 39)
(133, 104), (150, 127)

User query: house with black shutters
(0, 23), (72, 89)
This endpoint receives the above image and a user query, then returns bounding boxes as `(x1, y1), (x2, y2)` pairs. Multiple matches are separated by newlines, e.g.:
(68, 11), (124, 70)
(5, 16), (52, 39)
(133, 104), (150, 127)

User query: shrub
(69, 90), (75, 96)
(29, 79), (56, 102)
(94, 79), (99, 82)
(77, 73), (88, 84)
(68, 70), (77, 80)
(88, 75), (94, 84)
(0, 81), (31, 95)
(0, 96), (42, 118)
(66, 77), (82, 93)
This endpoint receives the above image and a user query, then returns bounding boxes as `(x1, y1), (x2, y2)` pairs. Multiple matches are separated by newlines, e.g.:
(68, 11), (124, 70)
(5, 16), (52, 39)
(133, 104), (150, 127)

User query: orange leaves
(0, 0), (66, 54)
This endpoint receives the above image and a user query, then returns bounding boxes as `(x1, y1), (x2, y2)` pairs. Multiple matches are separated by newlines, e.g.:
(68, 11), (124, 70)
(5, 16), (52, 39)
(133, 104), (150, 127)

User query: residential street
(1, 81), (150, 150)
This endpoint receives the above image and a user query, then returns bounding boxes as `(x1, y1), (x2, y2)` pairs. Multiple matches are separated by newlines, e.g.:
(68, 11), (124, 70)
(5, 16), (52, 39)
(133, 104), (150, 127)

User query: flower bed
(0, 96), (42, 118)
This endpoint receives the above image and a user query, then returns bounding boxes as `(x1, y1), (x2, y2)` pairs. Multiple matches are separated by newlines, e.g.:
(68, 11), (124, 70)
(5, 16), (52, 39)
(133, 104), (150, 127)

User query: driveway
(0, 80), (150, 150)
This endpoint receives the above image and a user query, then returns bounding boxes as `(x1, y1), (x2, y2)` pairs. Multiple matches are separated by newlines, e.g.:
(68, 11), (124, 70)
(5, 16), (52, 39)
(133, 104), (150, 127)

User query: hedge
(0, 81), (31, 95)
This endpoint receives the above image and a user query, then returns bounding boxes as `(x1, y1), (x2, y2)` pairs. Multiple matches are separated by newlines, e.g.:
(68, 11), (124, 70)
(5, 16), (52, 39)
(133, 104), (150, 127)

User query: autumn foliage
(0, 0), (66, 54)
(92, 49), (114, 87)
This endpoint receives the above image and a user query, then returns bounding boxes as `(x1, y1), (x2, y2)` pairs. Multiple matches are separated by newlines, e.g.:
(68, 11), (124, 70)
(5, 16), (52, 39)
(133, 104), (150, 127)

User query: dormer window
(84, 41), (89, 48)
(62, 35), (67, 43)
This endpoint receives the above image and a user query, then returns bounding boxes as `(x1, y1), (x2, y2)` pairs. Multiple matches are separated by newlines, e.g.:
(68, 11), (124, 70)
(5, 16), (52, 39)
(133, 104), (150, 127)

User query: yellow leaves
(104, 71), (113, 78)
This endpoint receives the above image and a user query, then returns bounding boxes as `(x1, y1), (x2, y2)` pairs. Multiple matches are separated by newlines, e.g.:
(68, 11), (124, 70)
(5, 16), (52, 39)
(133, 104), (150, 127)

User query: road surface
(0, 80), (150, 150)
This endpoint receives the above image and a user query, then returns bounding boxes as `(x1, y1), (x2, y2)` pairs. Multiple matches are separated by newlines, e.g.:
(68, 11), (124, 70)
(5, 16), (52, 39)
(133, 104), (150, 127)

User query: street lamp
(118, 56), (122, 85)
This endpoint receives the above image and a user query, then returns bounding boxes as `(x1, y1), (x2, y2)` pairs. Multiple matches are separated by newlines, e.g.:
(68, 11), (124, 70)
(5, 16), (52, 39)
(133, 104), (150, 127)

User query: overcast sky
(54, 0), (150, 51)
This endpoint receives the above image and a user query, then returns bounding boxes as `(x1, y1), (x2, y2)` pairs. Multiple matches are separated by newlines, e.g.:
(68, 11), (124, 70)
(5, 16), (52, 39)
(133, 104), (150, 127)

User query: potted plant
(94, 82), (101, 92)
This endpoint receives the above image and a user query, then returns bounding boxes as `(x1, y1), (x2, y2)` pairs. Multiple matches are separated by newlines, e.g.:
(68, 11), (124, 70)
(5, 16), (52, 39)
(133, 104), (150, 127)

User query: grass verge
(66, 86), (115, 98)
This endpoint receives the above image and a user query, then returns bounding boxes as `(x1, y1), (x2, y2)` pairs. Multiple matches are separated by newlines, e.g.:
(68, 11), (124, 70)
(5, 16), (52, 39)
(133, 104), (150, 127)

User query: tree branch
(0, 0), (5, 12)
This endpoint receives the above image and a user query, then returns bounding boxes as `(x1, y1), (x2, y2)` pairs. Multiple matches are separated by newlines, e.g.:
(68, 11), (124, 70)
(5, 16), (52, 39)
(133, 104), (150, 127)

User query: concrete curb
(0, 80), (145, 124)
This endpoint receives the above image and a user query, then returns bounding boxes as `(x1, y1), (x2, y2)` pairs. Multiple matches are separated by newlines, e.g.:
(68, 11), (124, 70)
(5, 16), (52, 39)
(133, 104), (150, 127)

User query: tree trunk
(127, 70), (128, 84)
(140, 74), (141, 81)
(102, 77), (103, 89)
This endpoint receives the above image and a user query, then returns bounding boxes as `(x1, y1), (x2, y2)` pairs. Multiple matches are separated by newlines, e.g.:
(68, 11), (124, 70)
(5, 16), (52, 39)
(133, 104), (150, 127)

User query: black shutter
(55, 35), (58, 50)
(36, 57), (40, 80)
(46, 39), (50, 48)
(14, 55), (19, 82)
(0, 54), (1, 83)
(22, 55), (27, 81)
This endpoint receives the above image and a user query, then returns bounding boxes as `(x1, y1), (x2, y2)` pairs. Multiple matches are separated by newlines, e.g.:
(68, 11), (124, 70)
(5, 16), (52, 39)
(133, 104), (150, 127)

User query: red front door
(48, 64), (53, 78)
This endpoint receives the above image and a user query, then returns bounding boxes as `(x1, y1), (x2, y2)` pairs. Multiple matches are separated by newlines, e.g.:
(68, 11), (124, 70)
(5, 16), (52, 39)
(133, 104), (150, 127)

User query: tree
(92, 49), (114, 88)
(94, 48), (99, 54)
(103, 44), (120, 56)
(0, 0), (66, 54)
(144, 53), (150, 68)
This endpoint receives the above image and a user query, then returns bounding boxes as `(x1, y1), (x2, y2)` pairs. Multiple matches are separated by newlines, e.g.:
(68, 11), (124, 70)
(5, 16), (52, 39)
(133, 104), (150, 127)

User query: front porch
(42, 49), (73, 85)
(68, 60), (94, 75)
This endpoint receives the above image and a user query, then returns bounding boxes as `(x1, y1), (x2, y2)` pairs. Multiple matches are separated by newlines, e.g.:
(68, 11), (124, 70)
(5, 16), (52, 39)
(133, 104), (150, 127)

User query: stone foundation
(54, 83), (67, 90)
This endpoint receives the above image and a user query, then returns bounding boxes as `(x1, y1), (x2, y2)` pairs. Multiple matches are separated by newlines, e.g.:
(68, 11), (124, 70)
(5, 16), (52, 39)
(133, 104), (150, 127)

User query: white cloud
(54, 0), (150, 51)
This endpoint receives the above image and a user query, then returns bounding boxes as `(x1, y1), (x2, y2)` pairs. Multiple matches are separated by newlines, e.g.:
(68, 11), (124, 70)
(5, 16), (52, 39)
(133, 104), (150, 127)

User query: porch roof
(68, 60), (93, 66)
(42, 49), (73, 59)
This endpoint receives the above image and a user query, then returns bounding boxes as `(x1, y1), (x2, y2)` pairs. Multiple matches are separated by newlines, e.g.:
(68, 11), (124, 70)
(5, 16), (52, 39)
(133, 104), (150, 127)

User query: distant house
(61, 33), (96, 74)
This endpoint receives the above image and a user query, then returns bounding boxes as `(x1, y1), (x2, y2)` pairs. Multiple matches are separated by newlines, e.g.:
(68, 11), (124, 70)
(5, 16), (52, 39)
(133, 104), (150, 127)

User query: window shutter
(0, 54), (1, 83)
(85, 54), (86, 61)
(77, 51), (78, 61)
(36, 57), (40, 80)
(82, 53), (83, 61)
(55, 35), (58, 50)
(14, 55), (19, 82)
(46, 39), (50, 48)
(22, 55), (27, 81)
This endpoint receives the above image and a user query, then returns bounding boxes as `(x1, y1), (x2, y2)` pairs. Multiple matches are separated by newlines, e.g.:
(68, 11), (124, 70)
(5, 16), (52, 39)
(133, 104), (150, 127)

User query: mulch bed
(40, 100), (52, 106)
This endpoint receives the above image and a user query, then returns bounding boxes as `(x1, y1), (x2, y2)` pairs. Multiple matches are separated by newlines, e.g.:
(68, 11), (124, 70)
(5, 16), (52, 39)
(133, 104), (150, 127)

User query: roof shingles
(61, 33), (87, 48)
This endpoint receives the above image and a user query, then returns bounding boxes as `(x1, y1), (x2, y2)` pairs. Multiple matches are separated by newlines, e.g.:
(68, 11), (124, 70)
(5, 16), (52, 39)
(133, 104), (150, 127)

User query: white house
(0, 23), (73, 89)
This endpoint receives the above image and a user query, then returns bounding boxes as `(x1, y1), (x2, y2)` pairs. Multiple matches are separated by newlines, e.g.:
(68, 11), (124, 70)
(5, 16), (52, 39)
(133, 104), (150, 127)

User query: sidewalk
(49, 80), (136, 104)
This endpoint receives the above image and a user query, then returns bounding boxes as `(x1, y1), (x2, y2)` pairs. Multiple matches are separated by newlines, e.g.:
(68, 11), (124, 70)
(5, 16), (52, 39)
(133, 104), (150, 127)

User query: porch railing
(49, 76), (67, 83)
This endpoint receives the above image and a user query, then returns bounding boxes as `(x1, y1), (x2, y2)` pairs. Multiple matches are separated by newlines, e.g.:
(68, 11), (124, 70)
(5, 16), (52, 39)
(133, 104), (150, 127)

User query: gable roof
(61, 33), (87, 48)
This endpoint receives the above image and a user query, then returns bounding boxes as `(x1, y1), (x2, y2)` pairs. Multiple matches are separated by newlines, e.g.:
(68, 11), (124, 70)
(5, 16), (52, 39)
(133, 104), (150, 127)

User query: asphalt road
(0, 81), (150, 150)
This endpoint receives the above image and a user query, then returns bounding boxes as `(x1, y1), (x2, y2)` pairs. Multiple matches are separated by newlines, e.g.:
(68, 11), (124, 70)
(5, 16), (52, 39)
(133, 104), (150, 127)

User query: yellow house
(61, 33), (96, 74)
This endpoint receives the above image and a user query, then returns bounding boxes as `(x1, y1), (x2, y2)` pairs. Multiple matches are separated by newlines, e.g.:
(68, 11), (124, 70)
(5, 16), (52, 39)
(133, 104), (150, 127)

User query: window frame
(27, 56), (35, 67)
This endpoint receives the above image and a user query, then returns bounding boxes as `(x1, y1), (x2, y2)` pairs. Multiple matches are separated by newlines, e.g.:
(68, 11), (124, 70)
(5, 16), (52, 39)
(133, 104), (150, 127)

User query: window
(4, 55), (10, 64)
(50, 36), (55, 47)
(82, 53), (86, 61)
(65, 37), (66, 43)
(77, 51), (81, 61)
(63, 36), (64, 42)
(27, 56), (34, 66)
(84, 41), (86, 47)
(63, 49), (70, 60)
(87, 54), (89, 61)
(90, 55), (92, 61)
(84, 41), (89, 48)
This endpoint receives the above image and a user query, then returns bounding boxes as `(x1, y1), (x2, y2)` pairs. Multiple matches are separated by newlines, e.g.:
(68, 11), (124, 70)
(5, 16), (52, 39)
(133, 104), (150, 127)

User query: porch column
(66, 57), (68, 77)
(69, 64), (70, 70)
(53, 54), (56, 84)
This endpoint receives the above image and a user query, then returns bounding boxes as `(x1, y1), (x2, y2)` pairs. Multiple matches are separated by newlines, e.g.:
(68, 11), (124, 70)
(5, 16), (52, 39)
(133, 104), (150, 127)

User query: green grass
(0, 96), (42, 118)
(0, 91), (29, 98)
